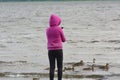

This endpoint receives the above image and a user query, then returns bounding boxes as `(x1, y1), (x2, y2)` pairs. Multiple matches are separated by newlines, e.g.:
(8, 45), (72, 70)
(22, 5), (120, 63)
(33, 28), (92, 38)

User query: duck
(63, 66), (74, 72)
(72, 60), (84, 67)
(83, 64), (94, 71)
(98, 63), (109, 71)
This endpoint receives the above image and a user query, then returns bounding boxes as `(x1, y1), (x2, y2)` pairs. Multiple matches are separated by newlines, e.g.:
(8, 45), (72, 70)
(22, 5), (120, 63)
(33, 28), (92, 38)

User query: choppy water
(0, 1), (120, 80)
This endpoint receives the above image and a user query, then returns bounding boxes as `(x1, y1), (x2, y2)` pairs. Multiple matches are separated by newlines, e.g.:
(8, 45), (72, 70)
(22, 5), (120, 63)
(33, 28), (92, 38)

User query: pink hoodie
(46, 14), (66, 50)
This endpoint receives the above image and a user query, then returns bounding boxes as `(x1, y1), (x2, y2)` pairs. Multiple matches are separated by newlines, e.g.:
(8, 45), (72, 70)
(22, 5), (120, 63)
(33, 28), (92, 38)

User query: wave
(0, 61), (27, 64)
(67, 39), (120, 44)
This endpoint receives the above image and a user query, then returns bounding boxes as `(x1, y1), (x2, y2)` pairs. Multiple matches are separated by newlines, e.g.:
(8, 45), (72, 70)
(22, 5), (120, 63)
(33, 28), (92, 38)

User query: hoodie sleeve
(59, 28), (66, 42)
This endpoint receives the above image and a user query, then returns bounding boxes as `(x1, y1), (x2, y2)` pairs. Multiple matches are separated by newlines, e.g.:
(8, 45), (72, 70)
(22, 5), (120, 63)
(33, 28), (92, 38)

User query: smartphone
(61, 27), (64, 29)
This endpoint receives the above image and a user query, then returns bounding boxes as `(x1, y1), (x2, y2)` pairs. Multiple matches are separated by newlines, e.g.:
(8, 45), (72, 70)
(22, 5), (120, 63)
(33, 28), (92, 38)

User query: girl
(46, 14), (66, 80)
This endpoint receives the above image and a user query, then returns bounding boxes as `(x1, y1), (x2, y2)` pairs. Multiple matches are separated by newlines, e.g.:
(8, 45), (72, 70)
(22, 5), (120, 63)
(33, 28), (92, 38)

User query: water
(0, 1), (120, 80)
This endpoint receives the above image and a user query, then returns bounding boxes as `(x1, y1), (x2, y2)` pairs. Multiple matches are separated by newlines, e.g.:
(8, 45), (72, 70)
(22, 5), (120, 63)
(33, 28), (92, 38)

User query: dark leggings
(48, 49), (63, 80)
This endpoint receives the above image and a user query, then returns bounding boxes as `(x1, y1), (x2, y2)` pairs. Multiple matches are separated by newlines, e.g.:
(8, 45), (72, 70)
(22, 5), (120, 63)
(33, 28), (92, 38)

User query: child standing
(46, 14), (66, 80)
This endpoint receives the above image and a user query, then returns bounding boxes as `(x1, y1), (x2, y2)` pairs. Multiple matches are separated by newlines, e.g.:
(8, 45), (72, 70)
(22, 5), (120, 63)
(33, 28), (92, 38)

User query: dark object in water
(98, 63), (109, 71)
(90, 40), (99, 43)
(83, 64), (94, 71)
(33, 77), (39, 80)
(107, 40), (120, 44)
(72, 60), (84, 67)
(64, 66), (74, 72)
(86, 75), (104, 78)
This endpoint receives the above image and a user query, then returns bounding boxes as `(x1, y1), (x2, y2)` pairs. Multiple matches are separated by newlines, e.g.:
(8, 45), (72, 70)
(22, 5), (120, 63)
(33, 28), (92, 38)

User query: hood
(49, 14), (61, 27)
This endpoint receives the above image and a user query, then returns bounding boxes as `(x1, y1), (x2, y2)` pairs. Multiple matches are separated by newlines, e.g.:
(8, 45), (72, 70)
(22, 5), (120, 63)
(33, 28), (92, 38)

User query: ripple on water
(0, 44), (6, 48)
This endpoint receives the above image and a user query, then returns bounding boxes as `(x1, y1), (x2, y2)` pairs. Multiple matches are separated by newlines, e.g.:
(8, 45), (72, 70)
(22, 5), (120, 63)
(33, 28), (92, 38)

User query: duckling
(72, 60), (84, 67)
(83, 64), (94, 71)
(106, 63), (109, 71)
(80, 60), (84, 65)
(64, 66), (74, 72)
(98, 63), (109, 71)
(93, 58), (96, 63)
